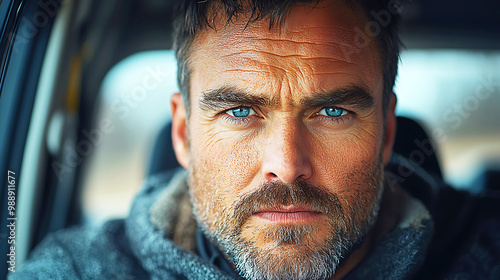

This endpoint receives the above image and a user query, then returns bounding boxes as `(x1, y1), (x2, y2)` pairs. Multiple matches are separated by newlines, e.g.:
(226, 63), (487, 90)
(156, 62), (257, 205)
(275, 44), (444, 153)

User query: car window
(81, 50), (178, 225)
(396, 49), (500, 190)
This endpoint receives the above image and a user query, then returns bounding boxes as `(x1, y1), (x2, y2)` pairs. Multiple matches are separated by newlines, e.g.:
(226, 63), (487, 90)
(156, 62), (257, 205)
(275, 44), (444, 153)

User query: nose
(261, 119), (313, 183)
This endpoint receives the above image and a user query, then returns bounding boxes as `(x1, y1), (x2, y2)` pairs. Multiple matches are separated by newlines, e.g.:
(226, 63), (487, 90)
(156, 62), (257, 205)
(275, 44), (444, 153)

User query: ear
(171, 93), (190, 169)
(382, 93), (397, 165)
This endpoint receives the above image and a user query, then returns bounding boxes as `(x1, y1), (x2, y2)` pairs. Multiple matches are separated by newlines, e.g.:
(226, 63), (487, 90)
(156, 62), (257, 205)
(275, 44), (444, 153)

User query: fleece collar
(344, 187), (434, 279)
(125, 169), (234, 279)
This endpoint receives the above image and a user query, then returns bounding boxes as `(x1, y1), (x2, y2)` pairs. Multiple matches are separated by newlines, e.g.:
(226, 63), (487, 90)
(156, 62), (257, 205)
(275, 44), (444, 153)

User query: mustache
(231, 180), (344, 229)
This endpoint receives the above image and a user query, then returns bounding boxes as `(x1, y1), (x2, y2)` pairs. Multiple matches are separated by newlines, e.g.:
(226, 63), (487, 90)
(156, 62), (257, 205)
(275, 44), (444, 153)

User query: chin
(225, 224), (345, 280)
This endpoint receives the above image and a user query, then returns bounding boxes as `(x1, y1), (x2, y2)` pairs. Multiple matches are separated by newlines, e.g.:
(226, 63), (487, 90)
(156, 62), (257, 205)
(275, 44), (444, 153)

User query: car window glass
(396, 49), (500, 189)
(81, 50), (178, 225)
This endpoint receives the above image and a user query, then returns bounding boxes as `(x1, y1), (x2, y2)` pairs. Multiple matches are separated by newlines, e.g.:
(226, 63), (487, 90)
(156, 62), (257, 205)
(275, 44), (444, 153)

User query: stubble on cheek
(187, 134), (259, 237)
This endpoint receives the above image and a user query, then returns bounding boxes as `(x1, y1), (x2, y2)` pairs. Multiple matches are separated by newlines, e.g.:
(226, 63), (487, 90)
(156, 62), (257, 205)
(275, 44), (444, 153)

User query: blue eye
(227, 106), (255, 118)
(318, 107), (348, 117)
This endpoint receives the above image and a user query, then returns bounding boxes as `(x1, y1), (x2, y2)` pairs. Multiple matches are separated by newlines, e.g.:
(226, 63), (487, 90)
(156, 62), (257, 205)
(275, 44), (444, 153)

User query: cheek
(312, 130), (381, 195)
(188, 124), (262, 205)
(311, 134), (383, 231)
(194, 132), (259, 178)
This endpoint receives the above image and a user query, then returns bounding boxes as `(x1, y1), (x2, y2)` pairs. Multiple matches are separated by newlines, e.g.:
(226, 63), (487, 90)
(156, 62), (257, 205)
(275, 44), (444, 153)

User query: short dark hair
(172, 0), (401, 115)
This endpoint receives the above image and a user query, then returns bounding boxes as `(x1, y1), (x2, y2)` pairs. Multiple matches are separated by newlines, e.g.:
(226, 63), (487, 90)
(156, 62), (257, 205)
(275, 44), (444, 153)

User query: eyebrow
(300, 86), (374, 110)
(199, 85), (374, 111)
(199, 86), (278, 111)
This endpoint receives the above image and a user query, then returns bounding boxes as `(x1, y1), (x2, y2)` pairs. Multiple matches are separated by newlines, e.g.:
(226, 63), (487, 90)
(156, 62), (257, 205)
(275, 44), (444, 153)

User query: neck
(329, 233), (376, 280)
(330, 186), (401, 279)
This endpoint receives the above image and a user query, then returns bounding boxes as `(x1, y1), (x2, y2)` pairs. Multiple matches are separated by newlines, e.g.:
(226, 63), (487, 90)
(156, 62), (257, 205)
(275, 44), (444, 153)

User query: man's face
(172, 1), (396, 279)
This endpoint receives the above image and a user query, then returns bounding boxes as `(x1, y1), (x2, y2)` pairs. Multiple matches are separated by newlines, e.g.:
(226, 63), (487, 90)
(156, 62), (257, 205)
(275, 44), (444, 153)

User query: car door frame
(0, 0), (63, 277)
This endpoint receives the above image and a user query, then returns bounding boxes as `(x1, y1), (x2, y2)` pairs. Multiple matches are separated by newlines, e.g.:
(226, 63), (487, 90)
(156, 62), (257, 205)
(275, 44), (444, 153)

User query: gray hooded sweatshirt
(11, 166), (496, 280)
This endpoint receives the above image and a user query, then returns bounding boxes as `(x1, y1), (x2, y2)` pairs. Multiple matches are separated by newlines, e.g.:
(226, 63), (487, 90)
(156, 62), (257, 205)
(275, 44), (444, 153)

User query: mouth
(253, 205), (324, 224)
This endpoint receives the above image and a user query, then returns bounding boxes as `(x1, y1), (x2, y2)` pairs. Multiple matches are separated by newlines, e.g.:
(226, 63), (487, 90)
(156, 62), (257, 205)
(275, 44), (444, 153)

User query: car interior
(0, 0), (499, 278)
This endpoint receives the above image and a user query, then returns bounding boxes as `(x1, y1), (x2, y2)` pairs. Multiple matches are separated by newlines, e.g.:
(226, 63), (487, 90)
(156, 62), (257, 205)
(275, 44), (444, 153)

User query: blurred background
(81, 51), (178, 224)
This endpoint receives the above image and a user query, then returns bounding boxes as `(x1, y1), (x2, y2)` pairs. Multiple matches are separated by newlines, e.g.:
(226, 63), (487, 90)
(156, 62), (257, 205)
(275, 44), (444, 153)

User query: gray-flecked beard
(190, 163), (383, 280)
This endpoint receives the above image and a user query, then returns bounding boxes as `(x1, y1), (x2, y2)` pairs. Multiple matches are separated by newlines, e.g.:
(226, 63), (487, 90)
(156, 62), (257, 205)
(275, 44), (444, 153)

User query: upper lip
(255, 205), (321, 214)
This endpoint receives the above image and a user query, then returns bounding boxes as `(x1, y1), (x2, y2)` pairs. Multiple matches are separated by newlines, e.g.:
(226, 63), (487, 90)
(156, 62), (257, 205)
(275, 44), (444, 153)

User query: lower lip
(254, 211), (322, 224)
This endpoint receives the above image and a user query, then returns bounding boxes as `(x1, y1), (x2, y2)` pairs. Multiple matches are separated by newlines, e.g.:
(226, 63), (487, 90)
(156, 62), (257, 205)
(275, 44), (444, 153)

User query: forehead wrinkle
(219, 32), (367, 66)
(223, 69), (274, 74)
(310, 72), (359, 77)
(221, 55), (290, 76)
(241, 24), (360, 46)
(248, 36), (352, 48)
(217, 45), (362, 79)
(222, 49), (358, 66)
(221, 50), (362, 84)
